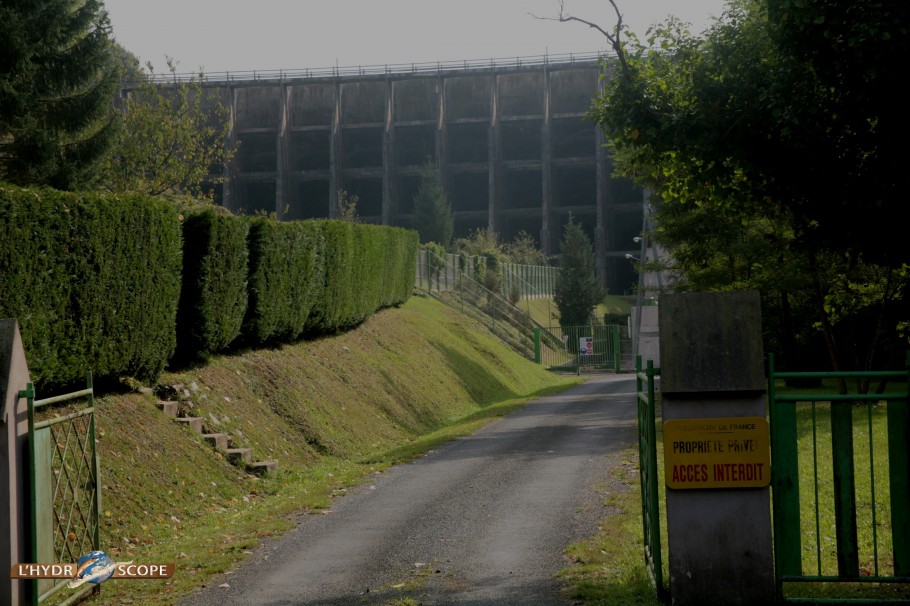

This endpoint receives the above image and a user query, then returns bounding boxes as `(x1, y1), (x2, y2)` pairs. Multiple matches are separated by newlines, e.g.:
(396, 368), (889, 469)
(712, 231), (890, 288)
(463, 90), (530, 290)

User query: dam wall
(183, 57), (644, 293)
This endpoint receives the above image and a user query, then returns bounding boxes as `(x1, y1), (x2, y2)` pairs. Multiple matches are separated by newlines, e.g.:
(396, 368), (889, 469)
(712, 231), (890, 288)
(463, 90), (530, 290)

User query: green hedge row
(0, 184), (182, 385)
(175, 209), (250, 360)
(0, 184), (418, 388)
(243, 217), (323, 344)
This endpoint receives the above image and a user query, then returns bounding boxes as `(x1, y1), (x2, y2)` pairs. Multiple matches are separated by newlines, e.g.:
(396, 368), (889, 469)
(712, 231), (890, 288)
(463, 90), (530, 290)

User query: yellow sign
(663, 417), (770, 489)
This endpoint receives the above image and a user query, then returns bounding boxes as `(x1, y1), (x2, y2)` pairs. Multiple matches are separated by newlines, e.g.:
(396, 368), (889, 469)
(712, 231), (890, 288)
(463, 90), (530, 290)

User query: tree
(0, 0), (119, 190)
(554, 216), (602, 327)
(554, 0), (909, 372)
(413, 160), (453, 248)
(101, 59), (234, 199)
(335, 189), (359, 222)
(504, 230), (548, 265)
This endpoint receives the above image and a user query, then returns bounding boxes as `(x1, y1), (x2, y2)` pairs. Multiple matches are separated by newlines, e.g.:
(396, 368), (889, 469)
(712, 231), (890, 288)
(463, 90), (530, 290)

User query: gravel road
(179, 374), (638, 606)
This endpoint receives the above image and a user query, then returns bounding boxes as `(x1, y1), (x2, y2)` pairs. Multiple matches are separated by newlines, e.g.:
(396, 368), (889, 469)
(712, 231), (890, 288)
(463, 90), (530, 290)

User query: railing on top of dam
(134, 51), (612, 85)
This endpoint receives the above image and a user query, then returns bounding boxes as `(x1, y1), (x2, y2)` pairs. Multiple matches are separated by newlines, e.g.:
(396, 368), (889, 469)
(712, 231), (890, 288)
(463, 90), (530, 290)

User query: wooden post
(1, 319), (32, 605)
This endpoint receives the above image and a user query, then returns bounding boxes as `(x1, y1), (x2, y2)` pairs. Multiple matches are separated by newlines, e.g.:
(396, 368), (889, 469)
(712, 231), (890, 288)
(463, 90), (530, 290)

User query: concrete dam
(193, 55), (645, 294)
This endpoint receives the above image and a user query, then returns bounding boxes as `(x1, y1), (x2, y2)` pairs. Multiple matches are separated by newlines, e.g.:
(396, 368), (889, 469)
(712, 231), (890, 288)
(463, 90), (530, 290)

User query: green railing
(769, 353), (910, 603)
(636, 356), (667, 601)
(20, 374), (101, 606)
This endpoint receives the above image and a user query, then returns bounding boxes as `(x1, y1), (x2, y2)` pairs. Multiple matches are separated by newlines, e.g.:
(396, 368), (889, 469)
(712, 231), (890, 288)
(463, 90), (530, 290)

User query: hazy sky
(104, 0), (730, 75)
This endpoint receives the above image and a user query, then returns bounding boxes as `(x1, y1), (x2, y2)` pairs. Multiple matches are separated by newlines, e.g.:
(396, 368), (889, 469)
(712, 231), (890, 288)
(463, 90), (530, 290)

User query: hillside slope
(84, 294), (580, 605)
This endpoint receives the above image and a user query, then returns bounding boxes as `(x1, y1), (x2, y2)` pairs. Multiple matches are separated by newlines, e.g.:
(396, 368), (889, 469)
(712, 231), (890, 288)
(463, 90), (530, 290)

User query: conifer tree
(554, 216), (602, 327)
(413, 160), (453, 248)
(0, 0), (119, 189)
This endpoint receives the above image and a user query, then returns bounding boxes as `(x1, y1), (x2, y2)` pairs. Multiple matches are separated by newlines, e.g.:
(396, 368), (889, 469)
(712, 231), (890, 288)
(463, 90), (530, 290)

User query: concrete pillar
(594, 62), (609, 286)
(1, 319), (31, 605)
(594, 118), (607, 286)
(382, 78), (393, 225)
(540, 65), (552, 255)
(436, 75), (448, 201)
(488, 74), (499, 233)
(659, 291), (775, 606)
(276, 84), (289, 217)
(222, 86), (237, 213)
(329, 81), (342, 219)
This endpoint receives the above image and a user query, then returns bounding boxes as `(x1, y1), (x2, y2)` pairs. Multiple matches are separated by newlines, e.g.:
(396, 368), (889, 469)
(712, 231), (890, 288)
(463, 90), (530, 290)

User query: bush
(0, 184), (181, 387)
(509, 283), (522, 306)
(243, 217), (324, 344)
(308, 222), (418, 333)
(174, 210), (249, 362)
(0, 182), (418, 387)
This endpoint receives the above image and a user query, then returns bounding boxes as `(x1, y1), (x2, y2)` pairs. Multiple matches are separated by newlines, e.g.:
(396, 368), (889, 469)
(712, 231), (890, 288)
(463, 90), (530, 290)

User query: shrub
(174, 210), (249, 362)
(243, 217), (324, 344)
(0, 183), (181, 387)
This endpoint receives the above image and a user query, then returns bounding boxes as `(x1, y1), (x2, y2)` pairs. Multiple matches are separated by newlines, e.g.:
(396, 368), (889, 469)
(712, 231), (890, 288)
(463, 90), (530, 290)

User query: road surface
(180, 374), (638, 606)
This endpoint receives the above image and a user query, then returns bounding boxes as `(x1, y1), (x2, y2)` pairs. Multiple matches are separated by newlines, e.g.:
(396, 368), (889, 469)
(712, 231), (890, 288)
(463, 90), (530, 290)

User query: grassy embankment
(524, 295), (634, 329)
(560, 378), (910, 605)
(75, 294), (582, 605)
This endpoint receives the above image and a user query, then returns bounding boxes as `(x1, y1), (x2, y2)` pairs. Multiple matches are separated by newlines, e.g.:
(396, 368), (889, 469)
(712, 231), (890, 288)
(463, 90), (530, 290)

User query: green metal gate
(636, 356), (667, 600)
(537, 324), (621, 372)
(769, 353), (910, 603)
(19, 374), (101, 606)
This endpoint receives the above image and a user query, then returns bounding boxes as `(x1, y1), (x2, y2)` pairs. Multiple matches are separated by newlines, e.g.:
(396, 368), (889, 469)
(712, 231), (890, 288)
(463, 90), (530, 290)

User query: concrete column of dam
(207, 59), (645, 294)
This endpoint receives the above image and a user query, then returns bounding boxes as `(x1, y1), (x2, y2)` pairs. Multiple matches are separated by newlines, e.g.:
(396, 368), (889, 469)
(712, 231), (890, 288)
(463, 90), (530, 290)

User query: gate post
(1, 319), (31, 605)
(659, 292), (774, 605)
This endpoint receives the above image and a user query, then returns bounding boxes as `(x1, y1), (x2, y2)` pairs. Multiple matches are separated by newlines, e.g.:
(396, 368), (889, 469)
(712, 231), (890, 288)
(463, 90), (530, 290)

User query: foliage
(307, 221), (419, 334)
(482, 253), (503, 296)
(554, 217), (603, 327)
(454, 227), (502, 259)
(422, 242), (448, 290)
(0, 183), (181, 387)
(0, 0), (119, 190)
(243, 218), (324, 345)
(101, 59), (234, 199)
(109, 42), (144, 82)
(174, 210), (250, 362)
(335, 189), (360, 223)
(581, 0), (909, 372)
(413, 161), (453, 248)
(503, 230), (548, 265)
(508, 283), (522, 306)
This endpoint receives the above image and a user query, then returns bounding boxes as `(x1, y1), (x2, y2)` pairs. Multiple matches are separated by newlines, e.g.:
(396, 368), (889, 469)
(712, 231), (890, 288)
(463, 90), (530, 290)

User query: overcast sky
(104, 0), (730, 76)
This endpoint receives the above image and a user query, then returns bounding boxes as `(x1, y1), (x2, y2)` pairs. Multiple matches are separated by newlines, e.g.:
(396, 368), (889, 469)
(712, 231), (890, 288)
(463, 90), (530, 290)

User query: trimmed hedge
(0, 184), (182, 386)
(175, 210), (250, 361)
(307, 221), (418, 333)
(1, 182), (418, 388)
(243, 217), (324, 345)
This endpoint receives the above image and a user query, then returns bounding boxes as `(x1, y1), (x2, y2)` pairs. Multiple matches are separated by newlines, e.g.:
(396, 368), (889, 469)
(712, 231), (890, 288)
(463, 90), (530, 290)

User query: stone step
(249, 461), (278, 475)
(156, 401), (179, 417)
(175, 417), (203, 433)
(225, 448), (253, 464)
(202, 433), (229, 451)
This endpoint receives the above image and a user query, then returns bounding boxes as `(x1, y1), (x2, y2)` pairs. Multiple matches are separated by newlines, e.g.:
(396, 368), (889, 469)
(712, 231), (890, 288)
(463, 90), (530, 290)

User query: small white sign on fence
(579, 337), (593, 356)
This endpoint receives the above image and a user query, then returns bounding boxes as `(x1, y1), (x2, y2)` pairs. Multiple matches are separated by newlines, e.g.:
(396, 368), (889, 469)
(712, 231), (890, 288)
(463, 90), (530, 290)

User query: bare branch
(529, 0), (631, 76)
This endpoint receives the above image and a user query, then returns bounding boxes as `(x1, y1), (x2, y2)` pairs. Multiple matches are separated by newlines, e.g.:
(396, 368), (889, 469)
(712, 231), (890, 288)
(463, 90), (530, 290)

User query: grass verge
(40, 294), (582, 606)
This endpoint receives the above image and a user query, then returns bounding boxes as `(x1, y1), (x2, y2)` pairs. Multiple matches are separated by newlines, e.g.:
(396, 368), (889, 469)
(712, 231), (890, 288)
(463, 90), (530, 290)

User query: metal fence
(636, 357), (667, 600)
(20, 375), (100, 606)
(768, 352), (910, 603)
(134, 51), (610, 85)
(536, 323), (621, 372)
(415, 250), (558, 299)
